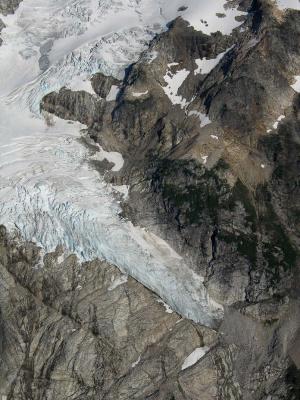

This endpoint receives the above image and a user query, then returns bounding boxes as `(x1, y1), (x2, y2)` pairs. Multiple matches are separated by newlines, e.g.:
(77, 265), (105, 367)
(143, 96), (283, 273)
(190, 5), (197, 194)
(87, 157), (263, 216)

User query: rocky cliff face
(0, 226), (299, 400)
(1, 0), (300, 399)
(0, 0), (22, 16)
(0, 226), (218, 399)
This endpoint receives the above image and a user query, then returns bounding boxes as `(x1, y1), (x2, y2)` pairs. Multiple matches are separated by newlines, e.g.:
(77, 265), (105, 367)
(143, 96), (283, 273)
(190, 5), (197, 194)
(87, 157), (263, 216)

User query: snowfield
(0, 0), (251, 326)
(275, 0), (300, 10)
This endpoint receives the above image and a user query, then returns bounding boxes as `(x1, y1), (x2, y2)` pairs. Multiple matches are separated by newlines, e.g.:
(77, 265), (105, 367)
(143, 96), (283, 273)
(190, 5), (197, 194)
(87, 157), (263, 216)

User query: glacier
(0, 0), (251, 327)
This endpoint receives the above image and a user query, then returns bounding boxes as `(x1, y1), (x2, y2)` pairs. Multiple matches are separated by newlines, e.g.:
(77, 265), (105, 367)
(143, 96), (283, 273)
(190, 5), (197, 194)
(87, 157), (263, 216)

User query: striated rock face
(0, 226), (219, 399)
(0, 227), (299, 399)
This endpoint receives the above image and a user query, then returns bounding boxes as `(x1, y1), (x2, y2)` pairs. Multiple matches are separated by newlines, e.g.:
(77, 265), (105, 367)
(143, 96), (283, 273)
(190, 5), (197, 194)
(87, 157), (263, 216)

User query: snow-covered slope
(0, 0), (251, 326)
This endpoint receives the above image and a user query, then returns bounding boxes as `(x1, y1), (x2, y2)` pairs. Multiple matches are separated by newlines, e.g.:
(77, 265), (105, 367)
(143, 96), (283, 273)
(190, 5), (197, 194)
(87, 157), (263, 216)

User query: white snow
(113, 185), (129, 199)
(91, 146), (124, 172)
(291, 76), (300, 92)
(66, 76), (95, 95)
(275, 0), (300, 10)
(144, 50), (158, 64)
(188, 111), (212, 128)
(160, 1), (247, 35)
(168, 62), (179, 67)
(261, 164), (265, 169)
(57, 255), (65, 264)
(132, 90), (149, 97)
(0, 0), (229, 328)
(106, 85), (120, 102)
(273, 115), (286, 129)
(131, 356), (141, 368)
(194, 46), (233, 75)
(266, 114), (286, 131)
(162, 68), (190, 108)
(210, 135), (219, 140)
(201, 155), (208, 164)
(108, 274), (128, 291)
(157, 299), (174, 314)
(181, 346), (210, 370)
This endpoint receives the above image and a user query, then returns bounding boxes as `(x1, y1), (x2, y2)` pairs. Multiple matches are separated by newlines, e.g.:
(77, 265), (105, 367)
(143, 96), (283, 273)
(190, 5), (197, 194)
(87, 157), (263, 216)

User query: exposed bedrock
(0, 227), (299, 399)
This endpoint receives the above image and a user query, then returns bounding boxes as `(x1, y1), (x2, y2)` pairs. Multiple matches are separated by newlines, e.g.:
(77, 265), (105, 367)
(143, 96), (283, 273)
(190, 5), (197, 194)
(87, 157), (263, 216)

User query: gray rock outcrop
(0, 0), (22, 16)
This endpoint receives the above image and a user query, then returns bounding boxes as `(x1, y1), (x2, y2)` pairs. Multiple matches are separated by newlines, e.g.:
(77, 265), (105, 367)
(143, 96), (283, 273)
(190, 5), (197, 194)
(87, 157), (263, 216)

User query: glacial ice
(0, 0), (249, 327)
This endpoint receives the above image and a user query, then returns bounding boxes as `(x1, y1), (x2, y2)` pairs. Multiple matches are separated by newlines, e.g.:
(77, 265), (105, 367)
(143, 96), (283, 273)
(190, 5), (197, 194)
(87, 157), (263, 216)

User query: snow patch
(131, 356), (141, 368)
(106, 85), (120, 102)
(167, 62), (179, 67)
(194, 46), (233, 75)
(91, 146), (124, 172)
(162, 68), (190, 108)
(108, 274), (128, 291)
(273, 115), (285, 129)
(291, 76), (300, 92)
(181, 346), (210, 370)
(157, 299), (174, 314)
(57, 255), (64, 264)
(188, 111), (211, 128)
(201, 155), (208, 164)
(210, 135), (219, 140)
(132, 90), (149, 97)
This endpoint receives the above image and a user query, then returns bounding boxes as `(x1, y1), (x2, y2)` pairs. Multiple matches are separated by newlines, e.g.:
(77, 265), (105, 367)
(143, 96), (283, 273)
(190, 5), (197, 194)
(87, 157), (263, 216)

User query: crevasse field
(0, 0), (297, 326)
